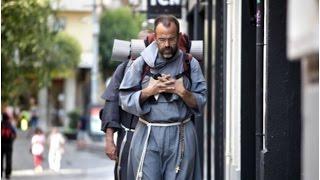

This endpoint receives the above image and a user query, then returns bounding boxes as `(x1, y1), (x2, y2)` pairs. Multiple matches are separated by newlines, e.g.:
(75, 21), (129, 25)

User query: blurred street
(10, 130), (114, 180)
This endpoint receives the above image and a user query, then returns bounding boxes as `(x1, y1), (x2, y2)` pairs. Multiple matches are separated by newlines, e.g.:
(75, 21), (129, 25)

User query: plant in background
(1, 0), (81, 105)
(99, 7), (145, 80)
(67, 109), (81, 132)
(49, 32), (82, 78)
(2, 0), (53, 104)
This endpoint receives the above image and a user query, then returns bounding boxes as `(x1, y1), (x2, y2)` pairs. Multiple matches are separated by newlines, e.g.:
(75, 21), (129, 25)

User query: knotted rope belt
(136, 118), (191, 180)
(117, 124), (135, 180)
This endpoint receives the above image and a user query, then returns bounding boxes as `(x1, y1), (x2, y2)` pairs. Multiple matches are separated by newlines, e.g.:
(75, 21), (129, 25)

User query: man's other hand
(105, 128), (118, 160)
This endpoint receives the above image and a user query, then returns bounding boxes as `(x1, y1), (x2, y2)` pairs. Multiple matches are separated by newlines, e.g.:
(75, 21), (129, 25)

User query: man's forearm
(105, 128), (114, 141)
(140, 88), (153, 104)
(104, 127), (117, 160)
(178, 89), (198, 108)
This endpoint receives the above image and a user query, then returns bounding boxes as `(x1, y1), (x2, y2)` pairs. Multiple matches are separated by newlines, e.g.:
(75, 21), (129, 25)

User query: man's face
(155, 22), (179, 59)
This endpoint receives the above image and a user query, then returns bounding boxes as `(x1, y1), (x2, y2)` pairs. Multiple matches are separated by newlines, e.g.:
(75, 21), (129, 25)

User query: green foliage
(67, 109), (81, 130)
(99, 7), (145, 79)
(50, 32), (82, 78)
(2, 0), (53, 104)
(1, 0), (81, 104)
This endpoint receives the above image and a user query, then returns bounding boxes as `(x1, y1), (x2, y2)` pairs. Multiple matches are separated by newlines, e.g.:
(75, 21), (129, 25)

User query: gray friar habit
(101, 60), (138, 180)
(119, 41), (207, 180)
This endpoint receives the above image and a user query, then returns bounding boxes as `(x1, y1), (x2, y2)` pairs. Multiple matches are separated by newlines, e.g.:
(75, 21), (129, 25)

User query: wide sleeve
(101, 61), (128, 101)
(100, 100), (121, 132)
(119, 57), (151, 117)
(189, 58), (207, 116)
(100, 61), (128, 132)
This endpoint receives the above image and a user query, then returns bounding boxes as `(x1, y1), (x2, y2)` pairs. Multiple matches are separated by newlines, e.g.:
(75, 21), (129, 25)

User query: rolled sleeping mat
(129, 39), (204, 61)
(111, 39), (131, 62)
(130, 39), (146, 60)
(190, 40), (203, 61)
(111, 39), (204, 61)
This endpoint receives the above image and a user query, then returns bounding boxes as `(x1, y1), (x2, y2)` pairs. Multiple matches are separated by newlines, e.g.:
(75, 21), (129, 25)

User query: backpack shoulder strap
(121, 60), (130, 78)
(140, 60), (161, 83)
(175, 52), (192, 82)
(141, 61), (151, 84)
(183, 53), (192, 85)
(183, 53), (192, 72)
(140, 53), (193, 86)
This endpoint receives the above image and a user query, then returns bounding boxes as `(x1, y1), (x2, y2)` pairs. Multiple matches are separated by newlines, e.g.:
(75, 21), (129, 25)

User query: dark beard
(160, 47), (178, 59)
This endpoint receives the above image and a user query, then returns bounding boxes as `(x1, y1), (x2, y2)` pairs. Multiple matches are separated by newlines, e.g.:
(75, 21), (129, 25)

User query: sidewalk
(10, 130), (115, 180)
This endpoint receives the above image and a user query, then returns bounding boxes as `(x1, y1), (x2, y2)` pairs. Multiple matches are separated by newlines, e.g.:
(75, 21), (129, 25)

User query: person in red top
(31, 127), (46, 172)
(1, 112), (17, 179)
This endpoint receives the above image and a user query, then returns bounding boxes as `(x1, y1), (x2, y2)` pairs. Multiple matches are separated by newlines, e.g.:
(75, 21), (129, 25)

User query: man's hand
(140, 75), (175, 103)
(140, 74), (197, 109)
(164, 77), (185, 96)
(105, 128), (118, 161)
(164, 76), (198, 109)
(143, 74), (185, 96)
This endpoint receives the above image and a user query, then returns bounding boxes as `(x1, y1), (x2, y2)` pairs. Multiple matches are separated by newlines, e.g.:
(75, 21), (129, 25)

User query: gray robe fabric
(119, 42), (207, 180)
(100, 60), (138, 180)
(101, 60), (138, 131)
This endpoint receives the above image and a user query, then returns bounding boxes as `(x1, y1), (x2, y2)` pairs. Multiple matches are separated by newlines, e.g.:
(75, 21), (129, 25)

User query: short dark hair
(34, 127), (43, 134)
(154, 15), (180, 35)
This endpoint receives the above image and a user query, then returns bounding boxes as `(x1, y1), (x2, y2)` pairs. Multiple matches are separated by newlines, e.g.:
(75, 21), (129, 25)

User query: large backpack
(1, 125), (15, 141)
(100, 33), (198, 123)
(1, 114), (16, 143)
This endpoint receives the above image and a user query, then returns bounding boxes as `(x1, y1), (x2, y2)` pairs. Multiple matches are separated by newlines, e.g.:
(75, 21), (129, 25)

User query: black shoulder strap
(184, 53), (192, 76)
(175, 53), (192, 84)
(121, 60), (130, 78)
(141, 61), (161, 83)
(141, 61), (151, 84)
(140, 53), (192, 86)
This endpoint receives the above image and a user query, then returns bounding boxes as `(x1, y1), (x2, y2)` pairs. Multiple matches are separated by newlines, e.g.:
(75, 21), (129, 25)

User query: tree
(49, 32), (82, 78)
(99, 7), (145, 79)
(1, 0), (81, 105)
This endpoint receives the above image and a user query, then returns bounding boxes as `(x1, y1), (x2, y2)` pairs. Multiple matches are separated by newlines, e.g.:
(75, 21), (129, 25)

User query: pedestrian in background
(31, 127), (46, 172)
(1, 111), (17, 179)
(76, 114), (89, 149)
(29, 97), (39, 131)
(20, 110), (30, 132)
(48, 127), (65, 172)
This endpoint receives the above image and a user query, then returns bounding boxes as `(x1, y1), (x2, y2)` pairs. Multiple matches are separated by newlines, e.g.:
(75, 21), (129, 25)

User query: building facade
(185, 0), (318, 180)
(38, 0), (123, 132)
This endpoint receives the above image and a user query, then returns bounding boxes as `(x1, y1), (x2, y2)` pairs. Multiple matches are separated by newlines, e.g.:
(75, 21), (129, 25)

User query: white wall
(287, 0), (319, 179)
(225, 0), (241, 179)
(301, 58), (319, 180)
